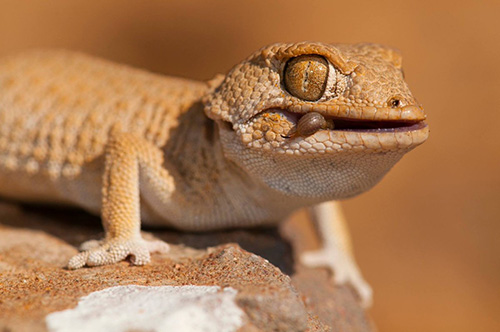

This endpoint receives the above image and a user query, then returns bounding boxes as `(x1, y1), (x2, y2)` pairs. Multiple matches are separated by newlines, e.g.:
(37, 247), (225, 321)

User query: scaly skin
(0, 42), (428, 307)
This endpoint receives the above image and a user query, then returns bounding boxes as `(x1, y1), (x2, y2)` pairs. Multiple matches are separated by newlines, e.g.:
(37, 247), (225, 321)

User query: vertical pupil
(284, 55), (328, 101)
(302, 61), (311, 93)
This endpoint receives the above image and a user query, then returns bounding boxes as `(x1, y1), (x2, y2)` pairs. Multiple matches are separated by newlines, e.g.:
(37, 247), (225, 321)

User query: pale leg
(301, 201), (373, 307)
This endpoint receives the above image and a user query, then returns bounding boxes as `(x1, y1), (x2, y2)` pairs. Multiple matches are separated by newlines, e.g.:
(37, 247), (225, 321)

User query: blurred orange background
(1, 1), (499, 331)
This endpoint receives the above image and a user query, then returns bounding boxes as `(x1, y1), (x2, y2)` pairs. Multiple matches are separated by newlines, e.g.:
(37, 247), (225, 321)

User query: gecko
(0, 42), (428, 307)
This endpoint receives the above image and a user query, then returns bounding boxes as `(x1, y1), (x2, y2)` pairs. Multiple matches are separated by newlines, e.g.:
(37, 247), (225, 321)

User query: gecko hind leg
(301, 201), (373, 307)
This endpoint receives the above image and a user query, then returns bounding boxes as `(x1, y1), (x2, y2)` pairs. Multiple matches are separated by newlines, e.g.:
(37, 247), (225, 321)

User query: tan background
(1, 1), (499, 331)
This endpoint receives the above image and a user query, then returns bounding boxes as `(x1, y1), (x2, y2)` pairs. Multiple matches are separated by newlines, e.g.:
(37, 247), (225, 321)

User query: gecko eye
(284, 55), (329, 101)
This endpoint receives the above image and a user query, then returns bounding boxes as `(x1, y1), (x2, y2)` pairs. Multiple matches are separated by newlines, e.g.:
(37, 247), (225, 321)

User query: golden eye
(284, 55), (329, 101)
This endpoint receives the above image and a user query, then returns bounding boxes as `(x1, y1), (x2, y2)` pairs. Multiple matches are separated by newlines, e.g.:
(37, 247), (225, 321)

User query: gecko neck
(158, 102), (307, 230)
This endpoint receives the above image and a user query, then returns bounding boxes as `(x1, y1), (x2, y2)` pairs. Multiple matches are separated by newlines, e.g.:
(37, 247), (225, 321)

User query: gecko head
(203, 42), (429, 200)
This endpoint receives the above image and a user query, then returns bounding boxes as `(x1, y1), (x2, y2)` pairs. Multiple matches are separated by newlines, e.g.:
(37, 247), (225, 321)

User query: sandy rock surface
(0, 201), (374, 331)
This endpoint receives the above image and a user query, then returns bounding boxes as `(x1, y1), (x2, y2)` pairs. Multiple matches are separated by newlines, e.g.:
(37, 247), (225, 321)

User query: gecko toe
(86, 245), (130, 266)
(79, 239), (103, 251)
(67, 251), (90, 270)
(128, 246), (151, 266)
(67, 238), (169, 269)
(300, 249), (329, 267)
(357, 281), (373, 308)
(144, 239), (170, 254)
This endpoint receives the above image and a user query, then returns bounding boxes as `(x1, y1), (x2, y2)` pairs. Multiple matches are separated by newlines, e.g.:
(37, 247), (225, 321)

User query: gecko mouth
(273, 108), (427, 135)
(239, 107), (429, 152)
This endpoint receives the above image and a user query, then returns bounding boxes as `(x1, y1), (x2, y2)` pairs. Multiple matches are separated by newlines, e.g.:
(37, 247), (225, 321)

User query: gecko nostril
(388, 97), (401, 108)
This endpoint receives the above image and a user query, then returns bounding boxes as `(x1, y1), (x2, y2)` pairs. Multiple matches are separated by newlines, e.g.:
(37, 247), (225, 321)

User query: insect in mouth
(281, 112), (335, 138)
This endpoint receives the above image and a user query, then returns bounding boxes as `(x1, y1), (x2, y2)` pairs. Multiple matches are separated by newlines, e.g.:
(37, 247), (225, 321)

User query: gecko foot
(67, 238), (170, 270)
(301, 247), (373, 307)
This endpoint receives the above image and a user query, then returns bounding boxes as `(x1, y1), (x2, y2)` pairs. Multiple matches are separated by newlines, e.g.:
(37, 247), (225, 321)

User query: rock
(0, 201), (374, 331)
(45, 285), (245, 332)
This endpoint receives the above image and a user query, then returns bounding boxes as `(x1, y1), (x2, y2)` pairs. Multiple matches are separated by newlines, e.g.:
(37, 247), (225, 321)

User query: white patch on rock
(45, 285), (245, 332)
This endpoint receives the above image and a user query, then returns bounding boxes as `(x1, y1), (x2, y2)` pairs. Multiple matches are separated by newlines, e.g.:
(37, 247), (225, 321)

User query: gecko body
(0, 42), (428, 307)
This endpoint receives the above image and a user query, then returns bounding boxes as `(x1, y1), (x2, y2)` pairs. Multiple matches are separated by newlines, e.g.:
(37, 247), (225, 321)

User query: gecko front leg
(301, 201), (373, 307)
(67, 129), (172, 269)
